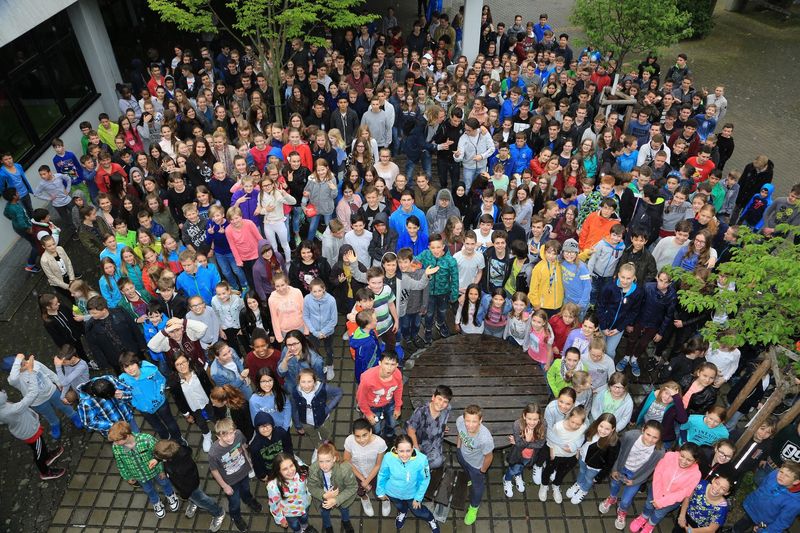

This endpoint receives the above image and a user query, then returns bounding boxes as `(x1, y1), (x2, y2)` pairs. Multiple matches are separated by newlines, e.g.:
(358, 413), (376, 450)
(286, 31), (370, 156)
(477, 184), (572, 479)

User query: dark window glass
(47, 43), (93, 112)
(0, 87), (34, 160)
(10, 64), (65, 140)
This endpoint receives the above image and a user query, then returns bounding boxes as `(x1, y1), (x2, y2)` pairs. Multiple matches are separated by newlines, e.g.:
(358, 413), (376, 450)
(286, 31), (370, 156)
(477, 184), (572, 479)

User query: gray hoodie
(0, 388), (40, 440)
(426, 189), (461, 234)
(321, 226), (344, 267)
(303, 176), (338, 216)
(8, 358), (61, 407)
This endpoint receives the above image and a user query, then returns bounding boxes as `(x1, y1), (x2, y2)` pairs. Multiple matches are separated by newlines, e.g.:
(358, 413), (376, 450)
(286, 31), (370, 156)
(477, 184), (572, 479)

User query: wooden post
(726, 355), (772, 421)
(777, 396), (800, 432)
(735, 387), (785, 452)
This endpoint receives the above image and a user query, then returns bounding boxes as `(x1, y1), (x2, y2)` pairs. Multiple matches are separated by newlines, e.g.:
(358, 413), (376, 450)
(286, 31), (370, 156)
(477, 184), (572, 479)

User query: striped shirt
(372, 285), (395, 335)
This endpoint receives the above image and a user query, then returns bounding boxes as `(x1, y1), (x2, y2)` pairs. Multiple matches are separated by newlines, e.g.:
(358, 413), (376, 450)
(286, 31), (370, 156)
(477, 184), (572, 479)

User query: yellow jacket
(528, 259), (564, 311)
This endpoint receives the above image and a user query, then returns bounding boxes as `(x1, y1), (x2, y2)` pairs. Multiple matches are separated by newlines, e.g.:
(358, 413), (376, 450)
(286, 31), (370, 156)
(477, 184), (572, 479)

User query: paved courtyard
(1, 1), (800, 532)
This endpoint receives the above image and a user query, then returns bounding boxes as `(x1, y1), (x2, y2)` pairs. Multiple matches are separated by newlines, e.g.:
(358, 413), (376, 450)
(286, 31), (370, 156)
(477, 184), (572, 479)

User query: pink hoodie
(651, 451), (701, 508)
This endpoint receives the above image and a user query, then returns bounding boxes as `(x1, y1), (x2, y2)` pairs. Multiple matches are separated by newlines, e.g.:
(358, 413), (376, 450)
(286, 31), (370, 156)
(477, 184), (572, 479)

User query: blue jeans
(608, 467), (643, 512)
(320, 504), (351, 528)
(291, 206), (304, 237)
(141, 401), (183, 441)
(605, 330), (625, 358)
(641, 485), (681, 524)
(424, 293), (449, 331)
(463, 166), (481, 191)
(189, 487), (224, 517)
(591, 275), (612, 305)
(370, 400), (397, 441)
(306, 212), (332, 240)
(400, 313), (421, 341)
(576, 459), (601, 492)
(226, 476), (257, 520)
(285, 514), (309, 532)
(140, 474), (175, 505)
(504, 457), (533, 481)
(389, 496), (435, 522)
(404, 151), (432, 180)
(32, 389), (76, 430)
(14, 228), (39, 267)
(457, 449), (486, 508)
(214, 251), (247, 291)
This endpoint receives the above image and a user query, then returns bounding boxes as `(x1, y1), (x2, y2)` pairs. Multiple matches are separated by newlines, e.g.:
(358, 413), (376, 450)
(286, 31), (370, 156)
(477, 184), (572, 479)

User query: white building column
(68, 0), (121, 115)
(460, 0), (482, 63)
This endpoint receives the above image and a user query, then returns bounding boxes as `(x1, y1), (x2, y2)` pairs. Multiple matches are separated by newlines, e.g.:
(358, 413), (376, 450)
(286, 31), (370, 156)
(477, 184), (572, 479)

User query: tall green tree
(570, 0), (693, 68)
(675, 226), (800, 349)
(147, 0), (377, 123)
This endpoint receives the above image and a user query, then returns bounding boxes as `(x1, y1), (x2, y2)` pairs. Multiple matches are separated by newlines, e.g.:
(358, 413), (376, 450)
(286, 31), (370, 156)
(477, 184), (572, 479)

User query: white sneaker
(153, 501), (166, 519)
(202, 432), (212, 453)
(552, 485), (562, 504)
(381, 498), (391, 517)
(532, 465), (543, 485)
(88, 360), (100, 370)
(185, 501), (198, 518)
(360, 496), (375, 517)
(570, 489), (588, 505)
(514, 475), (525, 494)
(166, 493), (180, 512)
(503, 479), (513, 497)
(538, 485), (548, 502)
(565, 483), (580, 499)
(209, 511), (225, 532)
(326, 365), (335, 381)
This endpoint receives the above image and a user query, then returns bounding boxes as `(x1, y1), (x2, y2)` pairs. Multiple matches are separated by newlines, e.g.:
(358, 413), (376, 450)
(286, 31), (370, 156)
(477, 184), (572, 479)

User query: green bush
(677, 0), (717, 38)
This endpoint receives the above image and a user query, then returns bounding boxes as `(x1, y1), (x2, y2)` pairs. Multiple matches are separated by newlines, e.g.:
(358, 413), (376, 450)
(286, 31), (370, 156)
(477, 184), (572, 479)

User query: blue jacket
(476, 292), (512, 325)
(743, 469), (800, 533)
(277, 348), (326, 395)
(561, 260), (592, 314)
(302, 292), (338, 338)
(376, 448), (431, 502)
(176, 266), (221, 304)
(739, 182), (774, 230)
(597, 280), (643, 331)
(636, 282), (677, 335)
(210, 350), (253, 400)
(389, 206), (429, 238)
(396, 230), (429, 256)
(99, 272), (122, 308)
(499, 98), (522, 123)
(509, 143), (533, 175)
(118, 361), (166, 414)
(291, 382), (342, 427)
(0, 163), (33, 196)
(350, 327), (383, 383)
(143, 316), (169, 361)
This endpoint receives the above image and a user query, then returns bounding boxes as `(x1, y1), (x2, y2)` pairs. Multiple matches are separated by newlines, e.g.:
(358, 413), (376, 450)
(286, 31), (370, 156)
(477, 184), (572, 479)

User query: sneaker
(185, 501), (198, 518)
(514, 475), (525, 493)
(360, 496), (374, 516)
(46, 445), (64, 466)
(538, 484), (548, 502)
(342, 331), (349, 341)
(325, 365), (335, 381)
(599, 496), (618, 514)
(403, 359), (415, 370)
(435, 323), (451, 338)
(305, 527), (319, 533)
(640, 523), (655, 533)
(424, 330), (433, 345)
(40, 467), (66, 481)
(552, 485), (562, 504)
(429, 519), (441, 533)
(629, 515), (648, 533)
(25, 265), (41, 273)
(413, 335), (428, 350)
(208, 511), (225, 532)
(630, 357), (641, 377)
(614, 510), (628, 530)
(324, 527), (334, 533)
(245, 498), (262, 513)
(503, 479), (513, 497)
(464, 505), (478, 525)
(153, 501), (166, 519)
(532, 465), (543, 485)
(70, 413), (84, 429)
(570, 488), (588, 505)
(202, 432), (212, 453)
(88, 360), (100, 370)
(341, 520), (355, 533)
(166, 493), (180, 512)
(396, 512), (407, 529)
(233, 515), (248, 532)
(565, 483), (580, 499)
(616, 356), (629, 372)
(381, 498), (391, 517)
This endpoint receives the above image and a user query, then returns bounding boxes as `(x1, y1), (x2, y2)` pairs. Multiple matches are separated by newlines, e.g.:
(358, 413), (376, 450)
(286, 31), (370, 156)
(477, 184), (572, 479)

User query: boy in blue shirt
(302, 277), (338, 381)
(176, 250), (221, 304)
(350, 309), (383, 384)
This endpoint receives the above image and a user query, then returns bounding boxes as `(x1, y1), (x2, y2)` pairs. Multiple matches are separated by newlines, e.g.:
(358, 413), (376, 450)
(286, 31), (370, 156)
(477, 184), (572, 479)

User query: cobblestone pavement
(1, 2), (799, 533)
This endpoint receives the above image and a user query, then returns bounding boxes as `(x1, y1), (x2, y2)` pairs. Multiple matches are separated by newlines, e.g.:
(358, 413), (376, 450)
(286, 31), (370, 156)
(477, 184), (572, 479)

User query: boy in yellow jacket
(528, 240), (564, 316)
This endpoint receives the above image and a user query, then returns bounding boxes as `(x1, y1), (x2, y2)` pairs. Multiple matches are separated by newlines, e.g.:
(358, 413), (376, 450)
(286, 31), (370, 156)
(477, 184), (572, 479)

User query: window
(0, 12), (97, 163)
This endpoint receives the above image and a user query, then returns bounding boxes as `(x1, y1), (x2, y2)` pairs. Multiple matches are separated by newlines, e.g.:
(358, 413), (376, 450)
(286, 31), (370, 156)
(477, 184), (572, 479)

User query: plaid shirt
(112, 433), (162, 481)
(77, 376), (134, 438)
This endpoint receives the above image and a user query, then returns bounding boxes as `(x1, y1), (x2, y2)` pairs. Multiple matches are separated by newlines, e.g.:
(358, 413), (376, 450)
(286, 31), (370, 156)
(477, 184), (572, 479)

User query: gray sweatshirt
(56, 359), (90, 400)
(8, 358), (61, 407)
(0, 388), (40, 440)
(303, 177), (339, 216)
(360, 109), (393, 148)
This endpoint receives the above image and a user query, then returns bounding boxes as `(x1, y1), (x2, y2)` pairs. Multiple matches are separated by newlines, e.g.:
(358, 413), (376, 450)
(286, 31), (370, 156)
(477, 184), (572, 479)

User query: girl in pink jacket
(629, 443), (702, 533)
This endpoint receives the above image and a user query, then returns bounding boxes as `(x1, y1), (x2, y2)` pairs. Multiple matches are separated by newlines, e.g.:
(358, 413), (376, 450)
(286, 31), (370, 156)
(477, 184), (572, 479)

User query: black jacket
(239, 305), (272, 346)
(85, 309), (146, 371)
(168, 367), (215, 415)
(432, 120), (464, 162)
(329, 109), (360, 148)
(42, 304), (84, 349)
(162, 445), (201, 499)
(736, 160), (774, 208)
(679, 373), (718, 415)
(157, 293), (188, 319)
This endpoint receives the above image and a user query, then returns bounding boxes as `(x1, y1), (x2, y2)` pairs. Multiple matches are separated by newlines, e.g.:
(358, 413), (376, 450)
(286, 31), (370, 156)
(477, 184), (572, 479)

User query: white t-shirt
(474, 230), (494, 253)
(344, 434), (387, 477)
(453, 251), (485, 290)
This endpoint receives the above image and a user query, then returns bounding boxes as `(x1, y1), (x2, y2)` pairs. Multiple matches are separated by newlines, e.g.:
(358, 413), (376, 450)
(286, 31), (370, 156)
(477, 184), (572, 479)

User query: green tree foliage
(570, 0), (693, 68)
(676, 0), (717, 39)
(675, 226), (800, 349)
(147, 0), (377, 123)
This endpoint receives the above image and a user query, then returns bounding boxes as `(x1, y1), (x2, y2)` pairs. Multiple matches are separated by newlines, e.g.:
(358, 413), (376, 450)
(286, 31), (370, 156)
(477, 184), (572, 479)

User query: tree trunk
(726, 355), (771, 421)
(735, 387), (786, 453)
(776, 390), (800, 432)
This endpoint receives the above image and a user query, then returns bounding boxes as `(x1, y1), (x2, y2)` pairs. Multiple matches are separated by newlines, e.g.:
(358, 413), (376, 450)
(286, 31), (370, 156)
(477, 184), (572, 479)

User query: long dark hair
(459, 283), (482, 327)
(283, 330), (312, 360)
(584, 412), (619, 449)
(255, 366), (287, 412)
(269, 452), (307, 498)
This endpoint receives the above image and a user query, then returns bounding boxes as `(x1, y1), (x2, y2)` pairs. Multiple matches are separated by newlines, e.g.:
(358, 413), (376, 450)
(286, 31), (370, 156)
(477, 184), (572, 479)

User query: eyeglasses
(717, 451), (733, 459)
(285, 342), (301, 348)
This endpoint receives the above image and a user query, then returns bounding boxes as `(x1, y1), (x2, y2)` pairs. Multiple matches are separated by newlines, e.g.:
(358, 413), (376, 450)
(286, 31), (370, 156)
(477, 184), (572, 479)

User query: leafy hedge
(677, 0), (717, 38)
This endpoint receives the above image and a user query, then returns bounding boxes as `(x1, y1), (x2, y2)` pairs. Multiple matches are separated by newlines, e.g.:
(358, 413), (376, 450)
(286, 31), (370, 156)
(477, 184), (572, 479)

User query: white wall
(0, 99), (105, 258)
(0, 0), (77, 46)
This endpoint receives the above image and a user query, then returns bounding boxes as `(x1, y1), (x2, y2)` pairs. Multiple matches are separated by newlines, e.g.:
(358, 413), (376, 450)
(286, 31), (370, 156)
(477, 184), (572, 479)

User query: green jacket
(3, 202), (30, 232)
(416, 249), (459, 302)
(307, 460), (358, 509)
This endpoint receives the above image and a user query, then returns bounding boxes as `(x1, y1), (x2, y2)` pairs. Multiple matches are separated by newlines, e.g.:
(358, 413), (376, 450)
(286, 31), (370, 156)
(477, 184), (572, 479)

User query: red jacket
(282, 143), (314, 171)
(356, 366), (403, 417)
(95, 163), (128, 193)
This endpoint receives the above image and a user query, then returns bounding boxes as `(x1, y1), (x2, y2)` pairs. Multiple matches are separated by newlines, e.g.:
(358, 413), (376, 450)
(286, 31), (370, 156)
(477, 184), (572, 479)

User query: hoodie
(587, 238), (625, 277)
(117, 360), (167, 414)
(736, 159), (774, 209)
(650, 451), (701, 508)
(302, 291), (337, 338)
(8, 358), (60, 407)
(252, 240), (286, 301)
(0, 388), (40, 440)
(743, 469), (800, 533)
(321, 225), (344, 267)
(367, 211), (399, 266)
(250, 412), (294, 480)
(376, 448), (431, 502)
(739, 182), (774, 230)
(425, 189), (461, 234)
(303, 176), (338, 216)
(350, 327), (384, 384)
(560, 259), (592, 314)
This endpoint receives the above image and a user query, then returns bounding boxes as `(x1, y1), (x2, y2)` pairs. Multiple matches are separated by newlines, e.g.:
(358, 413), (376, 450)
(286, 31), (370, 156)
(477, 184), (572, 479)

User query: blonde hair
(327, 129), (345, 150)
(215, 417), (236, 434)
(572, 370), (591, 392)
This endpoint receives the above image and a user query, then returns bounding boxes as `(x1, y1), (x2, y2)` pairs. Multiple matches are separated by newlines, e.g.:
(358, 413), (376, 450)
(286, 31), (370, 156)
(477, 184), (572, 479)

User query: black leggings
(542, 455), (577, 487)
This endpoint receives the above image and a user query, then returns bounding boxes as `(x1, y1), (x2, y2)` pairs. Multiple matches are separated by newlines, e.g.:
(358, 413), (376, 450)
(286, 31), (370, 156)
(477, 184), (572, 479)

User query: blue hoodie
(636, 281), (677, 335)
(597, 279), (644, 331)
(302, 292), (338, 338)
(118, 360), (167, 414)
(176, 265), (221, 304)
(143, 316), (169, 361)
(376, 448), (431, 502)
(743, 469), (800, 533)
(561, 260), (592, 314)
(739, 182), (774, 230)
(350, 327), (383, 384)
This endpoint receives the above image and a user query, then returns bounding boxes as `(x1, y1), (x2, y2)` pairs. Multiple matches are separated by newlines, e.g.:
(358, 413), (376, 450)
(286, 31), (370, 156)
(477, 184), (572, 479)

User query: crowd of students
(2, 3), (800, 533)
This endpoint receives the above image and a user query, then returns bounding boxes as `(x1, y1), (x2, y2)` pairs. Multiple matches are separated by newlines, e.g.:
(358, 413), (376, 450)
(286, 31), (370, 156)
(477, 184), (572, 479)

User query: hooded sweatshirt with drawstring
(425, 189), (461, 234)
